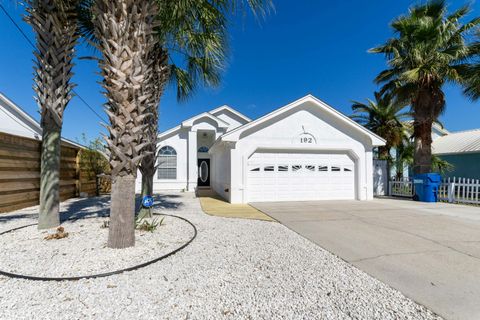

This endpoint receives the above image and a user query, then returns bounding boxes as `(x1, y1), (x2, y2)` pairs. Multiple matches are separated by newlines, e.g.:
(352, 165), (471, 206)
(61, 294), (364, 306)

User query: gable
(210, 109), (250, 131)
(237, 106), (370, 147)
(220, 95), (385, 147)
(181, 112), (229, 130)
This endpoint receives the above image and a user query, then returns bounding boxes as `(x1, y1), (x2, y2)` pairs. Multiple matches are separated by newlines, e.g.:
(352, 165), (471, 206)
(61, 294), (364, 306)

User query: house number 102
(300, 137), (313, 144)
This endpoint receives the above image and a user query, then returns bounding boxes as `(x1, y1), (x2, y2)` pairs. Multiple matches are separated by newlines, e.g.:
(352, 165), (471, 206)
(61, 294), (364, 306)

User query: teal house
(432, 129), (480, 180)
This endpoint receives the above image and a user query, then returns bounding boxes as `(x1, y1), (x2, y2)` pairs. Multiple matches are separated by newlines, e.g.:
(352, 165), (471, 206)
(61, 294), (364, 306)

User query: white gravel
(0, 193), (441, 320)
(0, 215), (193, 277)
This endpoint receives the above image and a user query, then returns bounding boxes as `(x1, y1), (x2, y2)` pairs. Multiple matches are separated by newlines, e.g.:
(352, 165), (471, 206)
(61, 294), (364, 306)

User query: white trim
(0, 92), (85, 149)
(158, 125), (182, 140)
(209, 105), (252, 122)
(181, 112), (229, 128)
(218, 94), (386, 146)
(0, 92), (42, 135)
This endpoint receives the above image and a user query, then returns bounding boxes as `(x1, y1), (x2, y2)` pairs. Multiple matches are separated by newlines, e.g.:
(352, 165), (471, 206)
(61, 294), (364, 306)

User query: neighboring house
(137, 95), (385, 203)
(0, 92), (92, 212)
(432, 128), (480, 179)
(0, 92), (82, 148)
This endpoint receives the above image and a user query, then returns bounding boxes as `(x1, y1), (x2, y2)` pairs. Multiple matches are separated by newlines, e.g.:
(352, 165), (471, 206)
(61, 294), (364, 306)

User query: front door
(197, 159), (210, 187)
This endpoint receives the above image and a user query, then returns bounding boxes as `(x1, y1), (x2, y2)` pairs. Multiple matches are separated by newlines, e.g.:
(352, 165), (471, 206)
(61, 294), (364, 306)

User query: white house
(0, 92), (82, 148)
(137, 95), (385, 203)
(0, 92), (42, 140)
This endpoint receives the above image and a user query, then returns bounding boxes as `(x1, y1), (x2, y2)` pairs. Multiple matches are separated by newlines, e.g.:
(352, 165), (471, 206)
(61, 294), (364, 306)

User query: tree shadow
(60, 195), (111, 222)
(0, 193), (185, 225)
(0, 213), (36, 224)
(135, 193), (183, 212)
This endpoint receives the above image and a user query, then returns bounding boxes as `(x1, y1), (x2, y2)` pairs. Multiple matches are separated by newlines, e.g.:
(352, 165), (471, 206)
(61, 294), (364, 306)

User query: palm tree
(137, 1), (229, 216)
(370, 0), (480, 174)
(396, 140), (453, 177)
(24, 0), (79, 229)
(351, 92), (410, 161)
(462, 38), (480, 100)
(90, 0), (272, 248)
(92, 0), (159, 248)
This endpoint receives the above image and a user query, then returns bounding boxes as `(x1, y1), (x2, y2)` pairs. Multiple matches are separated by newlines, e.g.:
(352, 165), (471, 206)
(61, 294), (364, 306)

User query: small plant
(100, 220), (109, 229)
(135, 217), (164, 232)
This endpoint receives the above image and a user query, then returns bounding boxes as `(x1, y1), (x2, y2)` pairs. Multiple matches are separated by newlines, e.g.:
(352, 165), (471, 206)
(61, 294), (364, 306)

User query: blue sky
(1, 0), (479, 144)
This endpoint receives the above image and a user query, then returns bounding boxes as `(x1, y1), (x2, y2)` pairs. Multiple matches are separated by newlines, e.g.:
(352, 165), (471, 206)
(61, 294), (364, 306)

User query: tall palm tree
(92, 0), (159, 248)
(25, 0), (79, 229)
(91, 0), (272, 248)
(370, 0), (480, 174)
(351, 92), (410, 161)
(462, 37), (480, 100)
(137, 1), (229, 214)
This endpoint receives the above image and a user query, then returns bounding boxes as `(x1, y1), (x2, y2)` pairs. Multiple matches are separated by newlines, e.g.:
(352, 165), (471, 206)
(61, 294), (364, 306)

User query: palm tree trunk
(38, 115), (61, 229)
(108, 175), (136, 248)
(25, 0), (78, 229)
(93, 0), (158, 248)
(141, 173), (153, 199)
(138, 47), (169, 219)
(413, 119), (433, 174)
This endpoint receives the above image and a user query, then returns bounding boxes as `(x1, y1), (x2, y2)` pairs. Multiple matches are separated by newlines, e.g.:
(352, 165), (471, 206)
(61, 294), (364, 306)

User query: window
(292, 165), (302, 172)
(318, 165), (328, 172)
(264, 166), (274, 172)
(278, 165), (289, 172)
(331, 166), (341, 172)
(250, 167), (260, 172)
(198, 146), (209, 153)
(305, 165), (315, 172)
(344, 167), (352, 172)
(157, 146), (177, 179)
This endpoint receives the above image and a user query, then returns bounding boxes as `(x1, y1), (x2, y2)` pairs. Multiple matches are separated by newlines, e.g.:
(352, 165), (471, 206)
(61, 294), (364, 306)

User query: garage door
(247, 152), (355, 202)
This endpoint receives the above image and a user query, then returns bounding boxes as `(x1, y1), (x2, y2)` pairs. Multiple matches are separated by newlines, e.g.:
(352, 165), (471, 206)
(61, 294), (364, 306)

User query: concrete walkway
(197, 190), (274, 221)
(252, 198), (480, 320)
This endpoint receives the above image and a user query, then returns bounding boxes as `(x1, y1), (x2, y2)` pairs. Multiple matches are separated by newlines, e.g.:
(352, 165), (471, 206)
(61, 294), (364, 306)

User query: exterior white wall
(135, 114), (231, 193)
(225, 105), (374, 203)
(136, 129), (189, 192)
(210, 143), (232, 201)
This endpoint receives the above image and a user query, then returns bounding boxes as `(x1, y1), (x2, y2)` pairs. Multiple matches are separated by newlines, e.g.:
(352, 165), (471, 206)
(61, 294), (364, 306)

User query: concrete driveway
(252, 198), (480, 320)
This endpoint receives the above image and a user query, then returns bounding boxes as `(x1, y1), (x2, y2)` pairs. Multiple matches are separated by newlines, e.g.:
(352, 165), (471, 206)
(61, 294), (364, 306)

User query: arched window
(157, 146), (177, 179)
(198, 146), (209, 153)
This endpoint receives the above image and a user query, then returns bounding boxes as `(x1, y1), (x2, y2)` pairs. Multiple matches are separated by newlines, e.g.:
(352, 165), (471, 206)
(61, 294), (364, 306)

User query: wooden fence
(0, 132), (109, 213)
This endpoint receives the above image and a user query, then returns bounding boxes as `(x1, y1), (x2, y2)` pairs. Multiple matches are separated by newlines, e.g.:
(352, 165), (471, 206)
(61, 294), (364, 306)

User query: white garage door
(247, 152), (355, 202)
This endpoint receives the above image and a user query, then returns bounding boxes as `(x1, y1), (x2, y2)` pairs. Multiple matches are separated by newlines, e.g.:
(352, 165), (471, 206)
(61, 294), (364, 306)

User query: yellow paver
(198, 192), (275, 222)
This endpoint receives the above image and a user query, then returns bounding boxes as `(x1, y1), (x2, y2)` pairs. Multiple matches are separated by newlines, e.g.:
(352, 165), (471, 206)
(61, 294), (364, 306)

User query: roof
(0, 92), (42, 139)
(181, 112), (230, 128)
(432, 123), (450, 136)
(0, 92), (84, 149)
(157, 105), (250, 139)
(432, 129), (480, 155)
(218, 94), (386, 146)
(209, 105), (252, 122)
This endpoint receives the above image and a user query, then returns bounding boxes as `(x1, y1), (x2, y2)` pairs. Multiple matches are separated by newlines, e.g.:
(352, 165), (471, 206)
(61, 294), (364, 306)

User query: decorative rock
(0, 194), (441, 319)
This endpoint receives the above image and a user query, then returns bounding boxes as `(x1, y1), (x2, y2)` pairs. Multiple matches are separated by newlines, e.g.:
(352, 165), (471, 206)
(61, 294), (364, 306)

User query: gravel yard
(0, 193), (441, 320)
(0, 215), (193, 278)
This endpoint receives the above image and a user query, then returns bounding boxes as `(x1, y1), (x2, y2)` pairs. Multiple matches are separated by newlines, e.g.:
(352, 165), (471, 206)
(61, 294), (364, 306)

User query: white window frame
(157, 146), (177, 180)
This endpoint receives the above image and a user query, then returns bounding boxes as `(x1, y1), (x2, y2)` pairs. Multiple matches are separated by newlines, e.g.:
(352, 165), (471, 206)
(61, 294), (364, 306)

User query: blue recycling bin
(413, 173), (441, 202)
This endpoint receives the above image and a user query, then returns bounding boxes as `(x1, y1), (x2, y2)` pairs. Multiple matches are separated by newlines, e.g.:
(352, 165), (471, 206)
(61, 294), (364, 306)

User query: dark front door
(197, 159), (210, 187)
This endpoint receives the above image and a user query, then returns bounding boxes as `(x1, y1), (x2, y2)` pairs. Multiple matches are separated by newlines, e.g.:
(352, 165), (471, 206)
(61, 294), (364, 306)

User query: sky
(1, 0), (480, 144)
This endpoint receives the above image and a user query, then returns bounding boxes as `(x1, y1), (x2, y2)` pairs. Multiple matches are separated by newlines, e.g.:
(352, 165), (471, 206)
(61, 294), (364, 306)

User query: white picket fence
(438, 177), (480, 205)
(389, 177), (414, 197)
(388, 176), (480, 205)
